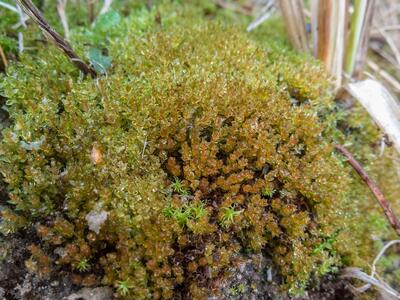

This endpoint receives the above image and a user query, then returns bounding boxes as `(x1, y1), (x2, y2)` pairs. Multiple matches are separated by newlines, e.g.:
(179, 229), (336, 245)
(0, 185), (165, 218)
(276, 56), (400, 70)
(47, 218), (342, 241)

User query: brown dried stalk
(277, 0), (308, 52)
(335, 144), (400, 236)
(367, 60), (400, 93)
(16, 0), (97, 77)
(313, 0), (349, 89)
(87, 0), (96, 23)
(0, 45), (7, 70)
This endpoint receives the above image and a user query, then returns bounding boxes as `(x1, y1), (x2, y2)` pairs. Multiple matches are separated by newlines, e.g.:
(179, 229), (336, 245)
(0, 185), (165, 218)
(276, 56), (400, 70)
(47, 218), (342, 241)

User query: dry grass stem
(374, 0), (400, 48)
(378, 28), (400, 65)
(371, 240), (400, 279)
(311, 0), (349, 89)
(87, 0), (97, 23)
(314, 0), (333, 64)
(336, 144), (400, 236)
(99, 0), (113, 15)
(310, 0), (318, 57)
(247, 0), (275, 32)
(375, 25), (400, 32)
(0, 1), (18, 12)
(18, 32), (24, 53)
(341, 267), (400, 298)
(366, 60), (400, 93)
(276, 0), (308, 52)
(348, 79), (400, 153)
(0, 45), (8, 69)
(57, 0), (70, 40)
(16, 4), (27, 28)
(331, 0), (348, 89)
(16, 0), (97, 77)
(342, 240), (400, 298)
(369, 39), (400, 71)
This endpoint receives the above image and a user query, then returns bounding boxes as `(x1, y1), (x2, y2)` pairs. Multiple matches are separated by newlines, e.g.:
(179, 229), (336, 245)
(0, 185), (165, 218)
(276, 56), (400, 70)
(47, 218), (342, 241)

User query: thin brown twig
(0, 45), (8, 69)
(335, 144), (400, 236)
(15, 0), (97, 78)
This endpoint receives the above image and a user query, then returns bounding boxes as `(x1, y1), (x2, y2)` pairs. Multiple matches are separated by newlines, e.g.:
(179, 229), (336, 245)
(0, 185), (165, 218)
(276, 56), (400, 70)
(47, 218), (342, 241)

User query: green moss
(331, 100), (400, 276)
(0, 1), (395, 299)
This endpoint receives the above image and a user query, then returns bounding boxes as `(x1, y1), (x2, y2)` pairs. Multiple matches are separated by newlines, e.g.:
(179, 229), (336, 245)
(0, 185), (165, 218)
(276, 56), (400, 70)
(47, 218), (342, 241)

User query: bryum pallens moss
(0, 3), (390, 299)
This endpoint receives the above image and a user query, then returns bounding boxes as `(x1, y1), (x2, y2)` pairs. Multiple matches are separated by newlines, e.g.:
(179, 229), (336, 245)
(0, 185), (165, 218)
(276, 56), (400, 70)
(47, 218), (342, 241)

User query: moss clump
(0, 3), (371, 299)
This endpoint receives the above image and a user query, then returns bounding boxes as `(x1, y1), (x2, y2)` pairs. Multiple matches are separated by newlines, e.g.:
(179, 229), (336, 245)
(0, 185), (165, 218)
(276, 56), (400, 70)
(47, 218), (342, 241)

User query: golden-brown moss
(0, 3), (385, 299)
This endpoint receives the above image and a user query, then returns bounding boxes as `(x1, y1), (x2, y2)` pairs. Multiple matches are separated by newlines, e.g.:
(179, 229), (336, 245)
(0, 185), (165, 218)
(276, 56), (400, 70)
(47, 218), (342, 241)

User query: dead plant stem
(335, 144), (400, 236)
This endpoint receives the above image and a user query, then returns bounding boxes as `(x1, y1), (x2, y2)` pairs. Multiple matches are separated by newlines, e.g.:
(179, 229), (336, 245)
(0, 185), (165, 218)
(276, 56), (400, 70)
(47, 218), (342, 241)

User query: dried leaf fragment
(90, 145), (103, 165)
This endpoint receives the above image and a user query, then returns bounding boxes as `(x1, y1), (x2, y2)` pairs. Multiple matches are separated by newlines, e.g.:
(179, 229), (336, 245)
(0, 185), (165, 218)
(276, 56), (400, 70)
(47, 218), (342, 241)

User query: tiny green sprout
(312, 231), (340, 255)
(221, 205), (243, 227)
(228, 283), (246, 296)
(75, 258), (90, 272)
(189, 202), (207, 220)
(261, 187), (276, 198)
(170, 177), (189, 196)
(131, 261), (141, 270)
(174, 207), (191, 226)
(317, 257), (338, 275)
(163, 203), (175, 218)
(228, 286), (238, 296)
(163, 202), (207, 226)
(237, 283), (247, 293)
(116, 279), (133, 296)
